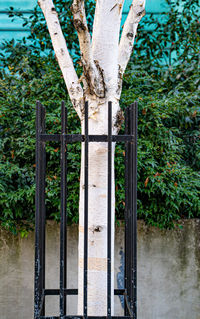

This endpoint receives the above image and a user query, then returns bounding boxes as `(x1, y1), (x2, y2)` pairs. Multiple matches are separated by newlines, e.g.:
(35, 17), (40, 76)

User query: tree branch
(38, 0), (83, 117)
(118, 0), (146, 73)
(71, 0), (91, 64)
(71, 0), (105, 98)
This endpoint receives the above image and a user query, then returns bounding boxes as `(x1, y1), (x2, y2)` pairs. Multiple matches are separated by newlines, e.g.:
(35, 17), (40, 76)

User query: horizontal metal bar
(45, 289), (77, 296)
(114, 289), (126, 295)
(44, 288), (125, 296)
(88, 135), (134, 142)
(40, 134), (134, 143)
(40, 134), (61, 142)
(38, 316), (133, 319)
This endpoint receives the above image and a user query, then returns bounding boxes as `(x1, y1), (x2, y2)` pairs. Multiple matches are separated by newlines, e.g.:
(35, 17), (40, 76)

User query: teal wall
(0, 0), (35, 44)
(122, 0), (170, 25)
(0, 0), (170, 44)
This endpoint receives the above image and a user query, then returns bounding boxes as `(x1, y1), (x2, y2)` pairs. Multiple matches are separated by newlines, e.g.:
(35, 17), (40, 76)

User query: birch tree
(38, 0), (145, 315)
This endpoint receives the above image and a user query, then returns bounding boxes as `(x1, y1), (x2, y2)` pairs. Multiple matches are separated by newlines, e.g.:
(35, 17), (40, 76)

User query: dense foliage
(0, 0), (199, 235)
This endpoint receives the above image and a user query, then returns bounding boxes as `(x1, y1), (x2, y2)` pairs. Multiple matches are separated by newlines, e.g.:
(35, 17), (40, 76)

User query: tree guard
(34, 101), (138, 319)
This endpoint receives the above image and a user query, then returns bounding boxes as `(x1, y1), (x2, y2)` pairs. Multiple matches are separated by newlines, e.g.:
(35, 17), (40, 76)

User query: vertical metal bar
(131, 102), (138, 318)
(124, 107), (129, 316)
(84, 101), (89, 317)
(35, 101), (46, 318)
(60, 101), (67, 317)
(35, 101), (41, 319)
(128, 105), (133, 317)
(107, 101), (112, 317)
(41, 104), (46, 317)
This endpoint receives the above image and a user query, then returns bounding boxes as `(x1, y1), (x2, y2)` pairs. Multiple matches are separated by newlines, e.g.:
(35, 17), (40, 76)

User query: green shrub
(0, 0), (199, 234)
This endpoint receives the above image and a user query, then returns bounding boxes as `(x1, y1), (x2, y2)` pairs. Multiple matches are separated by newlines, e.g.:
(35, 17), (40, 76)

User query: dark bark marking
(73, 19), (86, 32)
(94, 226), (103, 232)
(94, 60), (106, 97)
(114, 109), (124, 130)
(81, 59), (105, 98)
(82, 62), (95, 96)
(127, 32), (134, 40)
(71, 1), (82, 15)
(137, 9), (146, 17)
(117, 64), (123, 96)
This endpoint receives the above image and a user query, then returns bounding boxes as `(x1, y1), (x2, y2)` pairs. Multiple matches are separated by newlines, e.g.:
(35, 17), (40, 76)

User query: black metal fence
(34, 101), (138, 319)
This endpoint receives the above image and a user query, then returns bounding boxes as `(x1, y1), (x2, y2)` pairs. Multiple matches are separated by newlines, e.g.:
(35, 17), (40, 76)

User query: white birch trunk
(38, 0), (146, 315)
(78, 99), (119, 315)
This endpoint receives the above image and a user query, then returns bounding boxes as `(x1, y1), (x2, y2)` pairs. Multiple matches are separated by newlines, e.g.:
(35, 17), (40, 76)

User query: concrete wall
(0, 219), (199, 319)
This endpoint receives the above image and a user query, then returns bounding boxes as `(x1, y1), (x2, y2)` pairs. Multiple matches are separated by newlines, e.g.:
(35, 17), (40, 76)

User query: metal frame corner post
(124, 103), (138, 319)
(124, 106), (130, 317)
(35, 101), (46, 318)
(60, 101), (68, 317)
(130, 102), (138, 318)
(84, 101), (89, 317)
(107, 101), (112, 317)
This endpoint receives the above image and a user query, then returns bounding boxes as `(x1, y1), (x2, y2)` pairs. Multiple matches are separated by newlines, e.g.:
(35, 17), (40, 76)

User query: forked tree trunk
(38, 0), (146, 315)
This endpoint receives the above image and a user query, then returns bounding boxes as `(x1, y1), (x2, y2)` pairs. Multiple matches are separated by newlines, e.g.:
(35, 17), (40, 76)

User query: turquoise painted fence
(0, 0), (170, 44)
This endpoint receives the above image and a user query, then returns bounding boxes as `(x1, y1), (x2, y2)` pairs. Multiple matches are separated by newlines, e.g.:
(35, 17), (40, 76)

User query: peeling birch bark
(71, 0), (105, 98)
(38, 0), (83, 116)
(118, 0), (146, 74)
(92, 0), (125, 99)
(39, 0), (145, 315)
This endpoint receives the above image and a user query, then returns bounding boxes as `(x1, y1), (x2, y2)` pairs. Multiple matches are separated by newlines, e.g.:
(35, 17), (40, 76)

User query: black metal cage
(34, 101), (137, 319)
